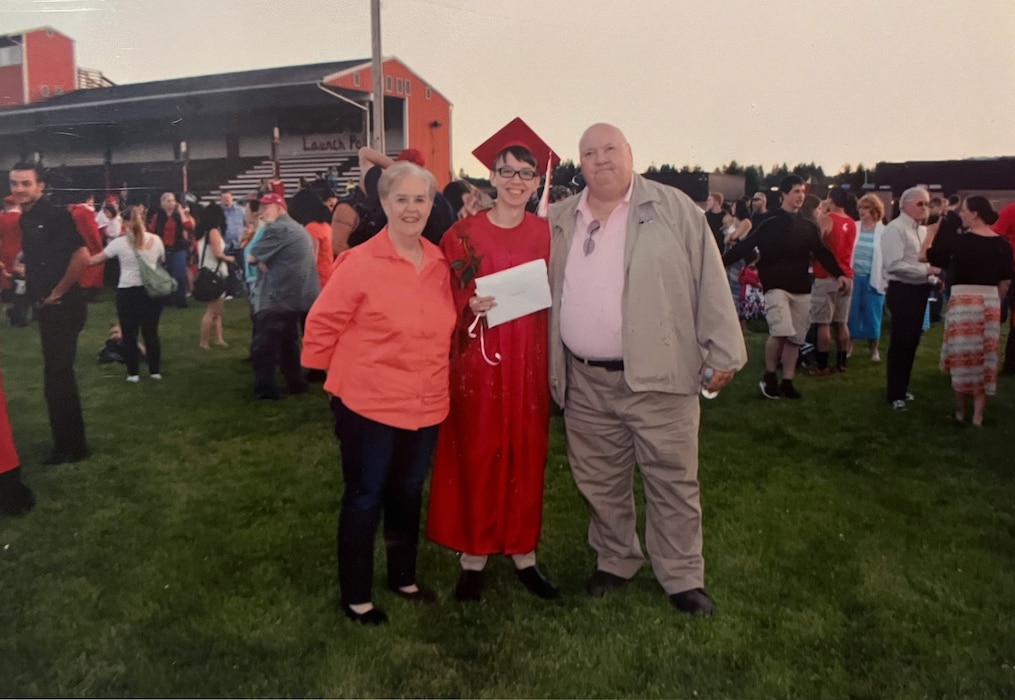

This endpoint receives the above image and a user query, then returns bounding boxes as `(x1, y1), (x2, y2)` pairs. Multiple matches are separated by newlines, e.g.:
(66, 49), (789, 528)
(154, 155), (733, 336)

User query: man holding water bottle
(547, 123), (746, 616)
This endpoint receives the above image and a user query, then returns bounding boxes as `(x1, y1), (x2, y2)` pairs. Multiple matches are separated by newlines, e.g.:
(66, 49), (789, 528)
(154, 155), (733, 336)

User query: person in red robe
(0, 195), (22, 294)
(0, 349), (34, 516)
(427, 119), (560, 602)
(69, 197), (104, 291)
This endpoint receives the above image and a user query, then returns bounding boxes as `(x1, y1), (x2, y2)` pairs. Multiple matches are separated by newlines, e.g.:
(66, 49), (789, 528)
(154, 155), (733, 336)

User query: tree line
(462, 160), (874, 195)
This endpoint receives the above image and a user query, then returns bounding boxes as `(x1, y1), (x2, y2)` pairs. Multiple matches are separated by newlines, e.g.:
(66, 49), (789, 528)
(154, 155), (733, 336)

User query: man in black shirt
(10, 162), (90, 464)
(704, 192), (726, 251)
(724, 175), (851, 400)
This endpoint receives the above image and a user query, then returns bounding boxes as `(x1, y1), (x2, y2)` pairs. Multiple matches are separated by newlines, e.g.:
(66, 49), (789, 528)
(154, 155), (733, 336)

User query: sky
(3, 0), (1015, 177)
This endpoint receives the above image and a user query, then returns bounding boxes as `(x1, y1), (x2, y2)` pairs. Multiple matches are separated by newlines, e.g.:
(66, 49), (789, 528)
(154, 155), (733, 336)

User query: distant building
(642, 170), (745, 205)
(873, 157), (1015, 209)
(0, 27), (453, 200)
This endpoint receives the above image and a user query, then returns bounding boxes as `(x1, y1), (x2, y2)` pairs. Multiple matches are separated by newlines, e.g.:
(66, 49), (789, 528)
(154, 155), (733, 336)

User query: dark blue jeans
(163, 250), (189, 308)
(250, 308), (306, 399)
(330, 397), (439, 606)
(116, 286), (162, 376)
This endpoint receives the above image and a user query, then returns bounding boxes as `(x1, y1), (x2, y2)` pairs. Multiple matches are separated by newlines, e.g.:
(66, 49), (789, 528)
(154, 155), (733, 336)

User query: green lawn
(1, 293), (1013, 698)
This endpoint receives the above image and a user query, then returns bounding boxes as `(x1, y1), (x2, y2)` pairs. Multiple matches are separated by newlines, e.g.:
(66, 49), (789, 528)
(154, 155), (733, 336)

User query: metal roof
(0, 60), (371, 134)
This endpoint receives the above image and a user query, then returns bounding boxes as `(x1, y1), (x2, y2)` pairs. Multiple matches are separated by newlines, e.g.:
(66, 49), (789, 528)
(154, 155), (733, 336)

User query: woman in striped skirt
(924, 196), (1013, 426)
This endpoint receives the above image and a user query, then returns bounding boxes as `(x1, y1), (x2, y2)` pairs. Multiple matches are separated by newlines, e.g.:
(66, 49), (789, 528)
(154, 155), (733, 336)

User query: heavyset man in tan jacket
(548, 123), (747, 616)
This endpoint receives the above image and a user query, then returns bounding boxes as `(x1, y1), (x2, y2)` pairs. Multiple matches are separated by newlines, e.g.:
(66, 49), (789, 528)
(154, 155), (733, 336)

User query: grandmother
(301, 162), (456, 625)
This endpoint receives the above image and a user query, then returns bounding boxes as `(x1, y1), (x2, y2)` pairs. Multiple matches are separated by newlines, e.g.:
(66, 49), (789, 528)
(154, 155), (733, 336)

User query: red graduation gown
(0, 358), (20, 475)
(427, 211), (551, 556)
(69, 204), (104, 289)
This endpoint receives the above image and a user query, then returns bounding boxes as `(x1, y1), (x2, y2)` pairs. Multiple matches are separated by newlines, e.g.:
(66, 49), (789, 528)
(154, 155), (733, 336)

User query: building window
(425, 86), (432, 100)
(353, 72), (360, 87)
(404, 80), (411, 95)
(385, 75), (392, 91)
(0, 45), (23, 68)
(396, 78), (404, 94)
(40, 85), (50, 97)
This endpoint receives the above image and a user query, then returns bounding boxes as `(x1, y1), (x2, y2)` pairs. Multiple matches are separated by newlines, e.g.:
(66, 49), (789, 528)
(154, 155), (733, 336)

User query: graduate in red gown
(427, 119), (561, 601)
(0, 350), (34, 516)
(69, 198), (104, 291)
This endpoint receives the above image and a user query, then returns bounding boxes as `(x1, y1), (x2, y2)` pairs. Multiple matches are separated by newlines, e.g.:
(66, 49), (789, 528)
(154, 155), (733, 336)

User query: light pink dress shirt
(559, 181), (633, 360)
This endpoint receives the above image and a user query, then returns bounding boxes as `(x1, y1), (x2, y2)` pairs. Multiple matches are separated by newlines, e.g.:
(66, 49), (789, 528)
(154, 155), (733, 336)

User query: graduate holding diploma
(427, 118), (561, 602)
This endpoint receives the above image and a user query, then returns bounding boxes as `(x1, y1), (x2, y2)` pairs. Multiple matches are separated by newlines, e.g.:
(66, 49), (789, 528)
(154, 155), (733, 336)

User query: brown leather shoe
(669, 587), (715, 616)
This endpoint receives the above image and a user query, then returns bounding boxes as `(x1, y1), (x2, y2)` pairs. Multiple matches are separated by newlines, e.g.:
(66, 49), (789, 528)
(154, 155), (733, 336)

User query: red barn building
(0, 27), (77, 107)
(0, 28), (453, 200)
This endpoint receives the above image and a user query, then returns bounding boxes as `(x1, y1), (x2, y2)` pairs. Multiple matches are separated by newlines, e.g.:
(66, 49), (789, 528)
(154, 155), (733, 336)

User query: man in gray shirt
(247, 193), (320, 400)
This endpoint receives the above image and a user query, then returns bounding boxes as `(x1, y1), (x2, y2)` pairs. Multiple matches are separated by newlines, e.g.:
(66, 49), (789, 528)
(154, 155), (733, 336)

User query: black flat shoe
(0, 468), (35, 516)
(389, 586), (437, 604)
(42, 448), (89, 466)
(342, 604), (388, 625)
(454, 569), (484, 602)
(515, 565), (561, 599)
(669, 587), (715, 616)
(587, 569), (627, 598)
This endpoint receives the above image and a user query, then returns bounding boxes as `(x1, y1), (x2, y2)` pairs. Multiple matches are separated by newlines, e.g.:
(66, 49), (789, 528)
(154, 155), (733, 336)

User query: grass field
(1, 293), (1013, 698)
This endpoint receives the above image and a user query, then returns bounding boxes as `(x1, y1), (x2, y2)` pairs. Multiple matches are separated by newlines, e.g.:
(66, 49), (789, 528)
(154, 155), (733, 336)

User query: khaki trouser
(564, 358), (704, 594)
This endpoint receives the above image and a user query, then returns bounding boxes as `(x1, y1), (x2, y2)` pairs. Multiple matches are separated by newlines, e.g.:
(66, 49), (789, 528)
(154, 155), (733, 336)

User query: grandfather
(548, 123), (746, 616)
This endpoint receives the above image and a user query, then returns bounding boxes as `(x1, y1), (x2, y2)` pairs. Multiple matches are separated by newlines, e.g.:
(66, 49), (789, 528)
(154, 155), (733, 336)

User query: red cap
(259, 193), (287, 208)
(104, 194), (118, 204)
(472, 117), (560, 173)
(396, 148), (426, 167)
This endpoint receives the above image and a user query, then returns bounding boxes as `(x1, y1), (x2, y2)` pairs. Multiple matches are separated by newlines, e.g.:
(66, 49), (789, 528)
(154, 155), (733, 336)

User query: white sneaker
(891, 399), (907, 411)
(151, 373), (162, 380)
(905, 392), (915, 401)
(126, 375), (140, 383)
(871, 350), (881, 362)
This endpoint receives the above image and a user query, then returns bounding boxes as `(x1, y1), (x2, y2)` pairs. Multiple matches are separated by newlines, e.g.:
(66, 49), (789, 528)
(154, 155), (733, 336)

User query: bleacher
(42, 152), (363, 206)
(204, 152), (361, 202)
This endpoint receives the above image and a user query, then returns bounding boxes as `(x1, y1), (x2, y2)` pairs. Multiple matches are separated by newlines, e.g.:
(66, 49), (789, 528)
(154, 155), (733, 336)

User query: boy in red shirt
(810, 187), (857, 373)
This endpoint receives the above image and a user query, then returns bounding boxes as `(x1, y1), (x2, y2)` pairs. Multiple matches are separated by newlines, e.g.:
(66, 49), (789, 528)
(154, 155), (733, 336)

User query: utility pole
(370, 0), (385, 154)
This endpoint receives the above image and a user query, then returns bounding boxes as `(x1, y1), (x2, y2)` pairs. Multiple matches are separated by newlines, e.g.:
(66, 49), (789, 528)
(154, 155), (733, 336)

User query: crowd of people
(1, 127), (1012, 628)
(718, 182), (1014, 422)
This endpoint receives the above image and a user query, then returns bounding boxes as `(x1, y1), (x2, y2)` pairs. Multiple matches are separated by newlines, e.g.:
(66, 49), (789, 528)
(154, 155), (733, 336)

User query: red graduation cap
(396, 148), (426, 167)
(472, 117), (560, 173)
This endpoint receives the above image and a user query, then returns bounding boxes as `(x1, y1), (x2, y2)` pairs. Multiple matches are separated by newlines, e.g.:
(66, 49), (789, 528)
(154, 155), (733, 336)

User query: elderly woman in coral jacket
(301, 162), (456, 626)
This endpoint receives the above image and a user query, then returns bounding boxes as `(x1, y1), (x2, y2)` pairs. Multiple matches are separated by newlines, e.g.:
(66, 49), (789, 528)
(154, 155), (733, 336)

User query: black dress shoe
(587, 569), (627, 598)
(515, 565), (561, 600)
(454, 569), (484, 602)
(669, 587), (715, 616)
(0, 468), (35, 516)
(389, 586), (437, 604)
(342, 604), (388, 625)
(42, 447), (89, 466)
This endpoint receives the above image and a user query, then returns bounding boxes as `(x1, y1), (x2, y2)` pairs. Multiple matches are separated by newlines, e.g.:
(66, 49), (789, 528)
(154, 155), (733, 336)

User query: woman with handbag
(193, 203), (235, 349)
(88, 210), (166, 382)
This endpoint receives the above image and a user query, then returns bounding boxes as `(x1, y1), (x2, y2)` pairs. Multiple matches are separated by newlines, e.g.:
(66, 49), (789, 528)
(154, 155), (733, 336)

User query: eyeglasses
(496, 166), (539, 181)
(583, 220), (601, 256)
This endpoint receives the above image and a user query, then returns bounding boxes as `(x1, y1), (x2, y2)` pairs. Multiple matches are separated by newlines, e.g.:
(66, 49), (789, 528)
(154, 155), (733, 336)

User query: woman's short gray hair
(378, 161), (438, 201)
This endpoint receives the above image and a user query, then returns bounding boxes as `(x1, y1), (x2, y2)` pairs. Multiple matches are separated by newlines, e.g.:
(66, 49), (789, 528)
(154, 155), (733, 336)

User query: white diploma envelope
(473, 259), (552, 328)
